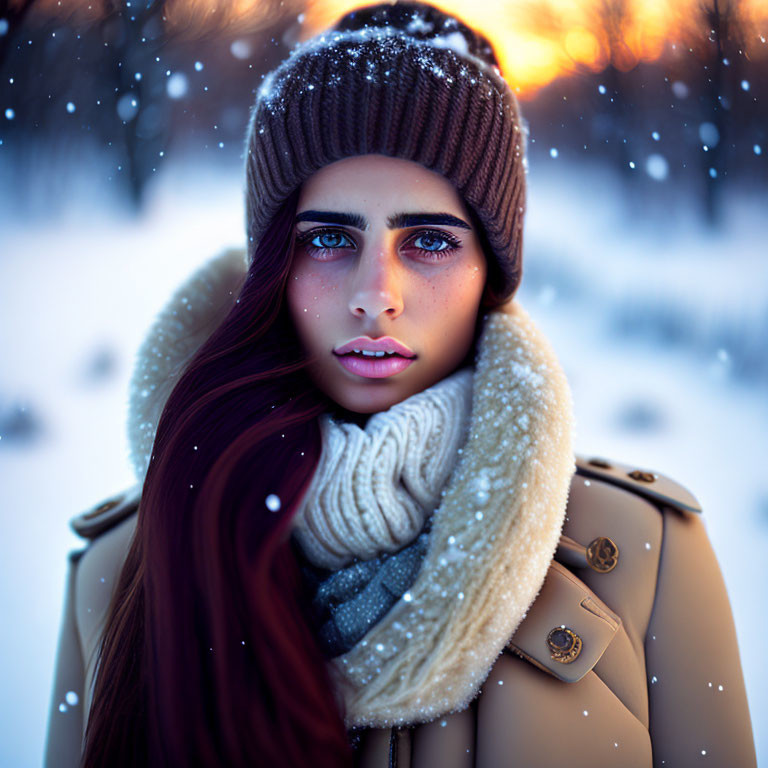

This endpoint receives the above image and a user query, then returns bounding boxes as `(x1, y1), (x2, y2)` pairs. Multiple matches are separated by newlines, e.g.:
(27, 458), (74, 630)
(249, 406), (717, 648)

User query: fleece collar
(126, 248), (577, 729)
(126, 248), (249, 482)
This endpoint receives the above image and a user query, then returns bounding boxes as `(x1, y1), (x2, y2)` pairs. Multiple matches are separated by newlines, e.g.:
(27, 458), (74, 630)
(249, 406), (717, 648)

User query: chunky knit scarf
(291, 367), (474, 569)
(290, 299), (577, 729)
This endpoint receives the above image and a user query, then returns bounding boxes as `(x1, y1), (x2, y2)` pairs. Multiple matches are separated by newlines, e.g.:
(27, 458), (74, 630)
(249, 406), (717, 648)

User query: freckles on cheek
(292, 269), (335, 320)
(430, 264), (482, 309)
(456, 264), (485, 301)
(463, 263), (483, 284)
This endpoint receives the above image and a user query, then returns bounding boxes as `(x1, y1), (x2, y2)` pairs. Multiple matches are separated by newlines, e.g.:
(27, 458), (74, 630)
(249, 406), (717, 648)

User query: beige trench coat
(44, 455), (757, 767)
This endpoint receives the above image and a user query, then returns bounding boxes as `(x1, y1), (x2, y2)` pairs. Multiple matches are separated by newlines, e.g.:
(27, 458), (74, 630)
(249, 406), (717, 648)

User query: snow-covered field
(1, 155), (765, 766)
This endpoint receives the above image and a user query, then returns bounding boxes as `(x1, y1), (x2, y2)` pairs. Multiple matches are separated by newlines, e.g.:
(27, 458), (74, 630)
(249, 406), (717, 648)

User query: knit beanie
(244, 1), (528, 304)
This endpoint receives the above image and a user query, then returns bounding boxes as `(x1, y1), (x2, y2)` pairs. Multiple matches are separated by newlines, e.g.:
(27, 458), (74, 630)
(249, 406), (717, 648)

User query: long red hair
(82, 185), (355, 767)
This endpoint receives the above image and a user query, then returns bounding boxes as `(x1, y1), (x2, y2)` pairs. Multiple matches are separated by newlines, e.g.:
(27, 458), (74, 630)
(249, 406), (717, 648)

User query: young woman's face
(287, 154), (488, 416)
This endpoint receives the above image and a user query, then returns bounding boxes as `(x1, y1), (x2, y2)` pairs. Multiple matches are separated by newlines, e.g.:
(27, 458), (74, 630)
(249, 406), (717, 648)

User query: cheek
(429, 260), (486, 309)
(287, 268), (335, 338)
(461, 257), (486, 289)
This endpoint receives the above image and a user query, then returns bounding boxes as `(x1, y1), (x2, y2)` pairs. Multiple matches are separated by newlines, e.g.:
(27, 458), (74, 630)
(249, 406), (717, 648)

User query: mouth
(333, 350), (416, 379)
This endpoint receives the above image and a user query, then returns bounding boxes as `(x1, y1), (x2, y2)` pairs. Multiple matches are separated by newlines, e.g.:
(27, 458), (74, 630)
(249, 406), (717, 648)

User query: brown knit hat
(244, 1), (527, 303)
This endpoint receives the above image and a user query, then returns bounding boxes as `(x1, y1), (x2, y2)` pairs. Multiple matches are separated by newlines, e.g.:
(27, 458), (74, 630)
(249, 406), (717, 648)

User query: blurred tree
(697, 0), (745, 227)
(97, 0), (169, 209)
(595, 0), (634, 179)
(1, 0), (764, 220)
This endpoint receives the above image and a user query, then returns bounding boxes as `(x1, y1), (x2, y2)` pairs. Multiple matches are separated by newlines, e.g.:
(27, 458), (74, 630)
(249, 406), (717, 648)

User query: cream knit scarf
(292, 299), (577, 729)
(291, 366), (474, 569)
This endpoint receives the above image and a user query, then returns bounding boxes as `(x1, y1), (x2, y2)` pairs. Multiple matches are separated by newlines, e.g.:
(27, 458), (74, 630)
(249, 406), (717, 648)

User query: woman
(44, 2), (756, 766)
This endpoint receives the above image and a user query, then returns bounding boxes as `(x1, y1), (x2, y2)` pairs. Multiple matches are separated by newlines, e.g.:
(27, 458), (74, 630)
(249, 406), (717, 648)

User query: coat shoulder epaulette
(70, 483), (142, 540)
(574, 453), (702, 514)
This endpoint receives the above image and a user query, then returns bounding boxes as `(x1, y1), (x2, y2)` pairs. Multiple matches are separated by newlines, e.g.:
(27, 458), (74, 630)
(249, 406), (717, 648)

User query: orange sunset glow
(29, 0), (768, 97)
(301, 0), (768, 97)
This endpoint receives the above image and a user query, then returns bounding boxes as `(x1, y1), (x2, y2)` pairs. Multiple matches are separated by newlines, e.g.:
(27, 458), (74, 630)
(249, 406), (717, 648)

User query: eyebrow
(294, 210), (472, 230)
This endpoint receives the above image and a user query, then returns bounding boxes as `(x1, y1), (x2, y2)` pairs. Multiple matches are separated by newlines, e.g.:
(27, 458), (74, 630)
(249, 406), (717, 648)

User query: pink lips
(335, 353), (415, 378)
(333, 335), (416, 379)
(334, 336), (415, 357)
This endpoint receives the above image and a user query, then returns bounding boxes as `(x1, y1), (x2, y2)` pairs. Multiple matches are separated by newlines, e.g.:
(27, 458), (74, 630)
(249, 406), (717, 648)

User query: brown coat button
(546, 626), (582, 663)
(586, 536), (619, 573)
(628, 469), (657, 482)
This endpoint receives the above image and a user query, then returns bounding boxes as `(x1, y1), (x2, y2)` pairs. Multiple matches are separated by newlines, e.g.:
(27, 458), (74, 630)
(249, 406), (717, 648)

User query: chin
(328, 380), (416, 416)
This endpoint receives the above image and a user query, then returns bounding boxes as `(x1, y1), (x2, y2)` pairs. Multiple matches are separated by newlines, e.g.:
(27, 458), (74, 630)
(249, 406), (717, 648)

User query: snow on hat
(244, 1), (527, 303)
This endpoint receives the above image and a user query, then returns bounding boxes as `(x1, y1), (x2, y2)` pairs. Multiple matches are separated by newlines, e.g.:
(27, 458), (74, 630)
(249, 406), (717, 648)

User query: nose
(348, 246), (404, 320)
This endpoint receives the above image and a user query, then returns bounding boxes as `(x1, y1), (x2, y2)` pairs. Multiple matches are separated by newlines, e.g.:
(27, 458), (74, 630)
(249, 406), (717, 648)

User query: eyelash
(295, 227), (462, 261)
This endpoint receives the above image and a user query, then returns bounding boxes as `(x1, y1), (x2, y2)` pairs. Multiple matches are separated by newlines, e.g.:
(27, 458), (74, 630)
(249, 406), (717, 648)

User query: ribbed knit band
(244, 14), (527, 302)
(291, 366), (474, 569)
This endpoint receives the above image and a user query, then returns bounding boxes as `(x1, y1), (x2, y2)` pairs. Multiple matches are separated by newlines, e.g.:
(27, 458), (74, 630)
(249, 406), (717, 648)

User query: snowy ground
(1, 154), (766, 766)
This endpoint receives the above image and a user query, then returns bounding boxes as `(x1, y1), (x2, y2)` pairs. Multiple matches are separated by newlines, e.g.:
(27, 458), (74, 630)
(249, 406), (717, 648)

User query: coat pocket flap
(507, 560), (621, 683)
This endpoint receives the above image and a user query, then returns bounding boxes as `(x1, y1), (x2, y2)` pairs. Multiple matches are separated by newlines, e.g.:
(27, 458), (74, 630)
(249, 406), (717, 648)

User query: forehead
(297, 154), (468, 215)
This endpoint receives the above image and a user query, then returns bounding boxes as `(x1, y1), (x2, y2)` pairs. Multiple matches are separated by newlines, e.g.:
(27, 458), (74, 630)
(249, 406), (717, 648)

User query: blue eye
(409, 229), (462, 260)
(311, 231), (354, 250)
(296, 228), (355, 258)
(412, 232), (453, 253)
